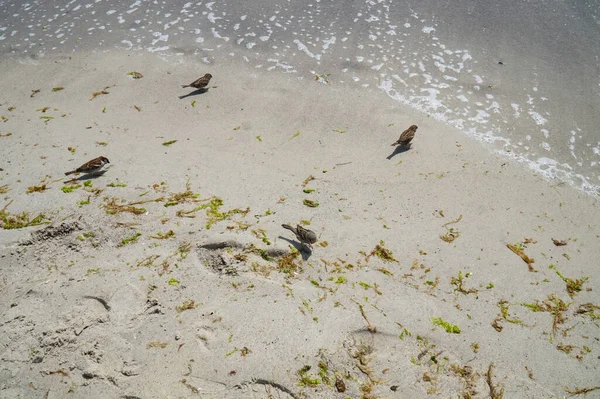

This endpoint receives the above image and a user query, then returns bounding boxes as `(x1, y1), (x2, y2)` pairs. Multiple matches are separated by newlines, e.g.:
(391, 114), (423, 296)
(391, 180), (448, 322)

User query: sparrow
(65, 156), (110, 176)
(391, 125), (418, 147)
(182, 73), (212, 89)
(282, 224), (318, 250)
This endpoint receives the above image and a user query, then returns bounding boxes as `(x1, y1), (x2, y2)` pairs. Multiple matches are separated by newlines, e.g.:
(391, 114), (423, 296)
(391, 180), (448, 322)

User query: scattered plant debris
(440, 215), (462, 242)
(128, 71), (143, 79)
(450, 271), (478, 295)
(315, 73), (331, 84)
(366, 241), (398, 263)
(146, 341), (168, 349)
(497, 299), (524, 325)
(90, 85), (114, 101)
(507, 243), (536, 272)
(431, 317), (461, 333)
(276, 249), (301, 275)
(303, 199), (319, 207)
(107, 182), (127, 188)
(176, 299), (198, 313)
(104, 197), (158, 215)
(52, 87), (64, 92)
(26, 184), (47, 194)
(302, 175), (315, 187)
(552, 238), (568, 246)
(564, 386), (600, 395)
(162, 140), (177, 146)
(118, 232), (141, 247)
(297, 365), (320, 387)
(358, 304), (377, 333)
(523, 294), (569, 336)
(61, 185), (81, 193)
(151, 230), (175, 239)
(549, 264), (588, 298)
(164, 180), (200, 206)
(485, 364), (504, 399)
(0, 201), (49, 229)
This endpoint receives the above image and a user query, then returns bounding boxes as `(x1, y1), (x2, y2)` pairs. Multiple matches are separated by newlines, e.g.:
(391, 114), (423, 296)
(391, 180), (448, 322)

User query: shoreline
(0, 51), (598, 398)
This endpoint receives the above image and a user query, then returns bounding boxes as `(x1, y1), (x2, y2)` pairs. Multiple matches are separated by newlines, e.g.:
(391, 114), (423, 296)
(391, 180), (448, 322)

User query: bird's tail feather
(181, 85), (190, 88)
(65, 170), (75, 176)
(281, 224), (295, 233)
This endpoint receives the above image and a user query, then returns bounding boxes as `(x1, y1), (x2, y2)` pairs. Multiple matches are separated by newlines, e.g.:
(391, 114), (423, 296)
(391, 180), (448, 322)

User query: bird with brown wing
(182, 73), (212, 89)
(282, 224), (318, 250)
(391, 125), (418, 147)
(65, 156), (110, 176)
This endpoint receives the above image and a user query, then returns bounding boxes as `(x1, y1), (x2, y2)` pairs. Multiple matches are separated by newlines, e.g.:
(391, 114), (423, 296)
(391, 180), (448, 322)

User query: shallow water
(1, 0), (598, 195)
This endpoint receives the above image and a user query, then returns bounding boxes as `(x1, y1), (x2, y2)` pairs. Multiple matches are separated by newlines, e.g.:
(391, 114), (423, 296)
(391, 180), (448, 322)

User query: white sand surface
(0, 52), (598, 398)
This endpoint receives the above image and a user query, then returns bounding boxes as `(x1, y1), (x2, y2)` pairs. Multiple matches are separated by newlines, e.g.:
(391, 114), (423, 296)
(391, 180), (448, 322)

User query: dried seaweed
(507, 243), (535, 272)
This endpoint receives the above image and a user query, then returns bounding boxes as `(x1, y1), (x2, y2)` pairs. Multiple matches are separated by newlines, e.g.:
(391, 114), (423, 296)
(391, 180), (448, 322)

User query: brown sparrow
(282, 224), (318, 249)
(65, 156), (110, 175)
(182, 73), (212, 89)
(391, 125), (418, 147)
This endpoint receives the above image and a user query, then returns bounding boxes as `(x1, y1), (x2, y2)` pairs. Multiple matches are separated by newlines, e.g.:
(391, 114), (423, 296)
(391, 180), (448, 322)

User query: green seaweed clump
(61, 184), (81, 193)
(297, 365), (320, 387)
(549, 264), (588, 298)
(118, 232), (141, 247)
(303, 199), (319, 207)
(367, 241), (398, 263)
(176, 299), (198, 313)
(0, 201), (49, 229)
(431, 317), (461, 334)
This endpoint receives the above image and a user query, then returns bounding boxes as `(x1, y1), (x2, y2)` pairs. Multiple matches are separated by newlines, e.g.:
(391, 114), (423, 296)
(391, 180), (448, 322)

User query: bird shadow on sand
(63, 170), (108, 184)
(278, 236), (312, 260)
(386, 145), (411, 160)
(178, 88), (209, 99)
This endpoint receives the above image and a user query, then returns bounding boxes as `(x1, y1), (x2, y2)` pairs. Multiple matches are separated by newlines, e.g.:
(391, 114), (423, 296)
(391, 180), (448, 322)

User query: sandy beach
(0, 51), (598, 398)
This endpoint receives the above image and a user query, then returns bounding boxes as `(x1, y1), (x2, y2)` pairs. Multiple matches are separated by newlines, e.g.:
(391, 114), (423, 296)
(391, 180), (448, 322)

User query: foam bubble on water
(294, 39), (321, 61)
(207, 13), (221, 23)
(211, 28), (228, 41)
(151, 31), (169, 46)
(529, 111), (547, 125)
(147, 45), (169, 53)
(511, 103), (520, 118)
(541, 129), (549, 138)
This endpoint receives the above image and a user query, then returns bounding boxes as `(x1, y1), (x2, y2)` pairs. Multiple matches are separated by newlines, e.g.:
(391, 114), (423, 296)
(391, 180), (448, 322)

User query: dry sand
(0, 51), (598, 398)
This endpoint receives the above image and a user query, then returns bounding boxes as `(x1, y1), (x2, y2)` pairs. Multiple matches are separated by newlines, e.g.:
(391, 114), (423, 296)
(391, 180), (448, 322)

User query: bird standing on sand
(282, 224), (318, 250)
(182, 73), (212, 89)
(391, 125), (418, 147)
(65, 156), (110, 176)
